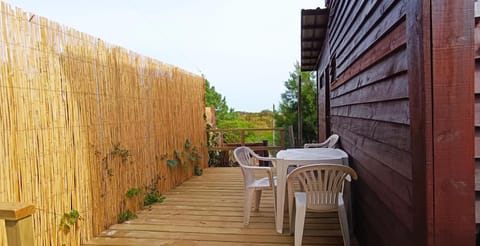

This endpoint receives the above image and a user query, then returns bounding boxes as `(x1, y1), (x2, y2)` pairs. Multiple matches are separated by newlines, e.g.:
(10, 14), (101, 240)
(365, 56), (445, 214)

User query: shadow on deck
(84, 167), (348, 246)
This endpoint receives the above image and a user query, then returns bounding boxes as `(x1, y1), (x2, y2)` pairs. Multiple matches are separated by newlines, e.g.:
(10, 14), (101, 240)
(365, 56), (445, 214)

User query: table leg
(275, 160), (287, 234)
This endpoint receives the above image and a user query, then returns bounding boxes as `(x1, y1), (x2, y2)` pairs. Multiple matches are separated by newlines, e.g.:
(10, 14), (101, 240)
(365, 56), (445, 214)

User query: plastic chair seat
(250, 176), (277, 189)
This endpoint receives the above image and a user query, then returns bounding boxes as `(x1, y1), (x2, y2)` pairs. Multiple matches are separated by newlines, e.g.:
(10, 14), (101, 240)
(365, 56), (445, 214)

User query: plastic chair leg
(294, 195), (306, 246)
(289, 200), (295, 235)
(272, 187), (277, 222)
(338, 202), (350, 246)
(254, 190), (262, 211)
(244, 189), (255, 225)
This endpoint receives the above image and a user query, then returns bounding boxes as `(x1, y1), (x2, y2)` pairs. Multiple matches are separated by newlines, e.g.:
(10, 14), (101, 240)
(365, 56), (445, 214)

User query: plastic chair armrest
(304, 142), (328, 148)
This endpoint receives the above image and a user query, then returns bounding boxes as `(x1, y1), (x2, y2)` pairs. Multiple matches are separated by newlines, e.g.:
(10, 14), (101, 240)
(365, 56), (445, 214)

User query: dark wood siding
(317, 38), (330, 141)
(323, 1), (411, 245)
(427, 1), (475, 244)
(474, 3), (480, 231)
(317, 72), (327, 141)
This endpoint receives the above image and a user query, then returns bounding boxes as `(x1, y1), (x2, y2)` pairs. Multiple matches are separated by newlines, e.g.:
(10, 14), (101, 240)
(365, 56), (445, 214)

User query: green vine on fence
(59, 209), (81, 234)
(126, 187), (141, 198)
(118, 210), (137, 223)
(144, 176), (165, 206)
(110, 143), (131, 163)
(166, 139), (203, 175)
(98, 143), (133, 178)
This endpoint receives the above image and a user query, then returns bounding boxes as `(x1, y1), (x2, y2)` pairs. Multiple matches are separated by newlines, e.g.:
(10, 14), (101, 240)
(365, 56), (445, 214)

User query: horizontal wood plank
(331, 72), (408, 108)
(331, 116), (410, 152)
(330, 1), (381, 59)
(331, 47), (408, 99)
(337, 128), (413, 206)
(331, 99), (410, 125)
(332, 20), (406, 90)
(337, 0), (405, 75)
(84, 168), (353, 246)
(354, 182), (413, 246)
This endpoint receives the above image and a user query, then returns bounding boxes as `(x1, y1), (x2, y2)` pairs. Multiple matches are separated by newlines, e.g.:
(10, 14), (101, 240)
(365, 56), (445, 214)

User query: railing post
(261, 140), (269, 166)
(0, 203), (35, 246)
(240, 130), (245, 146)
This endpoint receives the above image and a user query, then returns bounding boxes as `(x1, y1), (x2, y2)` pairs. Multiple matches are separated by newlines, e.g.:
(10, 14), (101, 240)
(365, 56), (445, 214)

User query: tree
(205, 79), (231, 122)
(275, 62), (317, 145)
(204, 78), (255, 141)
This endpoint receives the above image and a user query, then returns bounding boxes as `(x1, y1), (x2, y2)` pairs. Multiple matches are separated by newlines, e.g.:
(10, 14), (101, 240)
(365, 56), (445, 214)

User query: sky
(4, 0), (325, 112)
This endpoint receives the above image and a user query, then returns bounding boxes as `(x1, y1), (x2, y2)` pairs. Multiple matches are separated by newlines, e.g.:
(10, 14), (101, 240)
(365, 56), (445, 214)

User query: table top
(276, 148), (348, 161)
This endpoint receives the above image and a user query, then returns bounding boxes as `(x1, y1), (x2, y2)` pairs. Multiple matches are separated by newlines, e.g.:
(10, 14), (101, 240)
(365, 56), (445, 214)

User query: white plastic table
(274, 148), (349, 234)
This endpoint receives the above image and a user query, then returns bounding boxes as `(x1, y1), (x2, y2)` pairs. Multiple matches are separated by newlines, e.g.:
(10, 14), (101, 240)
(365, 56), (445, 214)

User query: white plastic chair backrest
(287, 164), (357, 211)
(325, 134), (339, 148)
(304, 134), (339, 148)
(233, 146), (260, 187)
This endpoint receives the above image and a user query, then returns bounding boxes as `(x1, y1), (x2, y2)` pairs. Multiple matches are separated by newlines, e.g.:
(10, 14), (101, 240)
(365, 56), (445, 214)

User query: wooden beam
(301, 25), (328, 30)
(430, 0), (475, 244)
(298, 76), (303, 147)
(408, 0), (475, 245)
(301, 8), (328, 16)
(0, 203), (35, 246)
(301, 48), (323, 52)
(406, 1), (431, 245)
(301, 37), (326, 42)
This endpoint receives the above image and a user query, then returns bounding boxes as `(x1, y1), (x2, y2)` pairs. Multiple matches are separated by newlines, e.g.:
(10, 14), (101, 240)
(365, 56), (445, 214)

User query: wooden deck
(84, 167), (347, 246)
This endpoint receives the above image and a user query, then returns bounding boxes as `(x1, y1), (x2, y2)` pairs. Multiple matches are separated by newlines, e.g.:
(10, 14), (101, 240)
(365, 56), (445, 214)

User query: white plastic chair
(303, 134), (339, 148)
(287, 164), (357, 246)
(233, 146), (278, 225)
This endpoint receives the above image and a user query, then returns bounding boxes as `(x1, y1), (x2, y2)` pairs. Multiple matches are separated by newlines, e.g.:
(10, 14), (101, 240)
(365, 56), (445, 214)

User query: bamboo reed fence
(0, 2), (207, 245)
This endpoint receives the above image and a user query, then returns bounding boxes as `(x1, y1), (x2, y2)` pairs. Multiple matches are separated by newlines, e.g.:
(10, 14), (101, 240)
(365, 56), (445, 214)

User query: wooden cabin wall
(474, 2), (480, 234)
(316, 39), (330, 141)
(324, 1), (410, 245)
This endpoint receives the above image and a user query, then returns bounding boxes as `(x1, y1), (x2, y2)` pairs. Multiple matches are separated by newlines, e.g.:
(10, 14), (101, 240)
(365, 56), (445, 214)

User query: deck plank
(84, 167), (347, 245)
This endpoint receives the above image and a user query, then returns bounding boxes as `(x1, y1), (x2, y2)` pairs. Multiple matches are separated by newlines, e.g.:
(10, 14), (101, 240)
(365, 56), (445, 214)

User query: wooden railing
(207, 128), (287, 151)
(0, 203), (35, 245)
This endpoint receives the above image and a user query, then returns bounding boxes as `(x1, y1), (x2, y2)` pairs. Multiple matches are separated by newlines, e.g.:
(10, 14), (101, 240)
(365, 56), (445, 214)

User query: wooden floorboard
(83, 167), (350, 246)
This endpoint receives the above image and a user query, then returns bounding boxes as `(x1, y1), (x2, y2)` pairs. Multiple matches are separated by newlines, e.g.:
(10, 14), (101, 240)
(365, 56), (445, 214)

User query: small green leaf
(194, 167), (203, 176)
(70, 210), (80, 219)
(118, 210), (137, 223)
(185, 139), (191, 149)
(68, 217), (76, 225)
(144, 191), (165, 206)
(126, 188), (141, 198)
(167, 159), (178, 167)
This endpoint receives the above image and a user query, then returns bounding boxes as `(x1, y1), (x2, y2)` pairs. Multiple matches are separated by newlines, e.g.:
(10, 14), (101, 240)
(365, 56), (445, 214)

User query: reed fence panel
(0, 2), (207, 245)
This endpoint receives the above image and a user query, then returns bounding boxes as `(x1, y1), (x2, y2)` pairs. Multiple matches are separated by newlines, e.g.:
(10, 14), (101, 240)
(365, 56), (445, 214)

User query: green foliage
(111, 143), (131, 163)
(275, 61), (318, 144)
(167, 139), (202, 169)
(118, 210), (137, 223)
(194, 166), (203, 176)
(205, 79), (231, 121)
(126, 187), (141, 198)
(99, 143), (132, 178)
(166, 159), (178, 167)
(205, 78), (254, 130)
(144, 191), (165, 206)
(59, 209), (81, 234)
(237, 111), (276, 144)
(142, 176), (166, 206)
